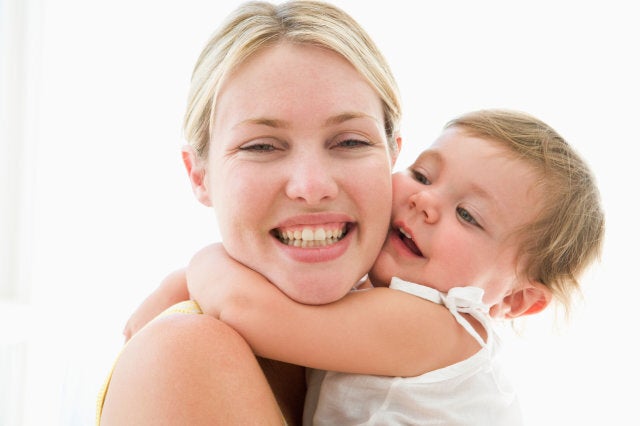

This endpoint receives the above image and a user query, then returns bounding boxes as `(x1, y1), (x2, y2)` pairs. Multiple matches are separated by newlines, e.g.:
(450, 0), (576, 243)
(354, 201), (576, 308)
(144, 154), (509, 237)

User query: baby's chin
(367, 256), (394, 288)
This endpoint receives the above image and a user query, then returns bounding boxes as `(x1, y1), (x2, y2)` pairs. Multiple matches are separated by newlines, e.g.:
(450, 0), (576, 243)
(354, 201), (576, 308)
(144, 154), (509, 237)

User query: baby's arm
(187, 244), (473, 378)
(123, 268), (190, 341)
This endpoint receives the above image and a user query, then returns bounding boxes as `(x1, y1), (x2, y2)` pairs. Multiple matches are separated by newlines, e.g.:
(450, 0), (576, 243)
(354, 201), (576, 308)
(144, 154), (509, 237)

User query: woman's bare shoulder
(100, 313), (282, 425)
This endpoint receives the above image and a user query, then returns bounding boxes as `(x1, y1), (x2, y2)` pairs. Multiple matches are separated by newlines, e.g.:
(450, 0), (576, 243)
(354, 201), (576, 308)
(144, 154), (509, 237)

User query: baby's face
(370, 127), (542, 306)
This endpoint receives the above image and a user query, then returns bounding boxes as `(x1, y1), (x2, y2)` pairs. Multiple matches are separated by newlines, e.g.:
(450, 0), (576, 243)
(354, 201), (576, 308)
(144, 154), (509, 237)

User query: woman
(98, 1), (402, 424)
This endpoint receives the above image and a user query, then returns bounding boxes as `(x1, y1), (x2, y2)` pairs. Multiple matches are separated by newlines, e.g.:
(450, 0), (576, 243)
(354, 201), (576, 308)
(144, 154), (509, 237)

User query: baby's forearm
(187, 244), (455, 377)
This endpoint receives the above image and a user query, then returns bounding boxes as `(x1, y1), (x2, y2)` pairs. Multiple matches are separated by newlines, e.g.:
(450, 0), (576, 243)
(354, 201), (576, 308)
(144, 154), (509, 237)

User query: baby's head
(445, 109), (605, 313)
(371, 109), (604, 317)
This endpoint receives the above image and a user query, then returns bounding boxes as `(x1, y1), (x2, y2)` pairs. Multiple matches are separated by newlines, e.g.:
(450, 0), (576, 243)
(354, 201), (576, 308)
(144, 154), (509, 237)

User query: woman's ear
(182, 145), (212, 207)
(491, 280), (552, 319)
(391, 134), (402, 166)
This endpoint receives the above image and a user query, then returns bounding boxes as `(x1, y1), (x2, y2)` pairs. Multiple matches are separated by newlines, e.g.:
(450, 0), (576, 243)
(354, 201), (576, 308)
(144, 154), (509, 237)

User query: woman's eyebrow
(236, 117), (290, 129)
(324, 112), (378, 126)
(234, 112), (376, 130)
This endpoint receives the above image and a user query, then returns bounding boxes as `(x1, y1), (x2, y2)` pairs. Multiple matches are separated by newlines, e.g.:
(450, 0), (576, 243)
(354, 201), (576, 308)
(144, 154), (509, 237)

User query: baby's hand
(122, 268), (189, 341)
(186, 243), (238, 318)
(186, 243), (275, 319)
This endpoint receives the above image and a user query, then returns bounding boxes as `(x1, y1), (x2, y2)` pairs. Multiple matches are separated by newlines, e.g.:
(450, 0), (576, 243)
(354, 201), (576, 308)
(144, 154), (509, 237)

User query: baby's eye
(411, 170), (431, 185)
(457, 207), (479, 226)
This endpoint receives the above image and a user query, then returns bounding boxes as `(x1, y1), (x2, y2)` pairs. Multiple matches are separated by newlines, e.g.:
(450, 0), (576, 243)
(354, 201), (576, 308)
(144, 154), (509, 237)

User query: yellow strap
(95, 300), (203, 425)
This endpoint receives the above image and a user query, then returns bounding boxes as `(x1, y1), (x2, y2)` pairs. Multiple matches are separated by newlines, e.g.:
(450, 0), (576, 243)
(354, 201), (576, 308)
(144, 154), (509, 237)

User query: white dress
(303, 277), (522, 426)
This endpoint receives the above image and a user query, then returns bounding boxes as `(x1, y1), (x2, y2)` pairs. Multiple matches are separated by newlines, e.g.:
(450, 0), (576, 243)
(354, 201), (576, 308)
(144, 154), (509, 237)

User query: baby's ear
(491, 281), (552, 319)
(182, 145), (212, 207)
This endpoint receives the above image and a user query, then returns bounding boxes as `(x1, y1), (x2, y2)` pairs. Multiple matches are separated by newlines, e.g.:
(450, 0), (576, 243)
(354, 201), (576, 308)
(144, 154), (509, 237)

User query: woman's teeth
(277, 226), (346, 247)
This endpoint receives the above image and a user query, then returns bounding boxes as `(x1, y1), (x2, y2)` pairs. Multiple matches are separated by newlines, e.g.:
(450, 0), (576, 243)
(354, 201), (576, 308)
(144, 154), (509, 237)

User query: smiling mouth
(397, 227), (423, 257)
(272, 223), (351, 248)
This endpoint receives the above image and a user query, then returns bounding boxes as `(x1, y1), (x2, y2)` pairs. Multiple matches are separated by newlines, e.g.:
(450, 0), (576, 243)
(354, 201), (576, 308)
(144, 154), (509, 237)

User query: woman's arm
(101, 311), (284, 425)
(187, 244), (479, 378)
(123, 268), (190, 341)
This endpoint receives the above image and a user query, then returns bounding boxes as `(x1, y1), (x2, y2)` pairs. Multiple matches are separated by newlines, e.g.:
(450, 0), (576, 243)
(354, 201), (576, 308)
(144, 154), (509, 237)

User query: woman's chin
(281, 281), (354, 305)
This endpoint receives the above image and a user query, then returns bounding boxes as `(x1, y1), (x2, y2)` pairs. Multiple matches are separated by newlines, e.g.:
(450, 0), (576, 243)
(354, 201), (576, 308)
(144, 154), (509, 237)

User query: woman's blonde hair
(184, 0), (401, 158)
(446, 109), (605, 313)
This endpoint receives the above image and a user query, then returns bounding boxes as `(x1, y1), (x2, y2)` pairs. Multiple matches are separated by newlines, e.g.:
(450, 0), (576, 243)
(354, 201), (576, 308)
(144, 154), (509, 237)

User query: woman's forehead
(212, 42), (384, 132)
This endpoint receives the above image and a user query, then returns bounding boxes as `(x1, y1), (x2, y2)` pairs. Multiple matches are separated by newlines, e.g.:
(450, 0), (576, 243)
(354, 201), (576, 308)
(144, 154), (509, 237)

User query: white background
(1, 0), (638, 425)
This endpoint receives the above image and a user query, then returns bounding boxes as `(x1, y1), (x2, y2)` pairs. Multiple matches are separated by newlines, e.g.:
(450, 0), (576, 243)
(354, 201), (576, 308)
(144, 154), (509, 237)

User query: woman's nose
(408, 190), (440, 223)
(285, 153), (339, 204)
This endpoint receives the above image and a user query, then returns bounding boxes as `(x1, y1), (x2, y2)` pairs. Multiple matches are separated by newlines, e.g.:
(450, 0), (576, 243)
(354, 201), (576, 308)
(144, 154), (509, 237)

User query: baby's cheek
(369, 250), (395, 287)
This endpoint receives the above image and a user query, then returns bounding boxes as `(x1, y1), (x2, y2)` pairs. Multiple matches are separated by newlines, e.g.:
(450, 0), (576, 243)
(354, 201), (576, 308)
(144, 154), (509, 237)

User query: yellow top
(95, 300), (203, 425)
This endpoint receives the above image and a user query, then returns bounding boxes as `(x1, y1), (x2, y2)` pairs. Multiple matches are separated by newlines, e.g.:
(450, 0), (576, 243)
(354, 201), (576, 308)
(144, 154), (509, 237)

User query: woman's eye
(238, 143), (276, 152)
(457, 207), (479, 226)
(411, 170), (431, 185)
(335, 138), (373, 149)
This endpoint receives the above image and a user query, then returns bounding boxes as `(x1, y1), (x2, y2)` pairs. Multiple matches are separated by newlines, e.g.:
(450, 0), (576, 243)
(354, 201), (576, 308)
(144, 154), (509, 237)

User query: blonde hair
(184, 0), (401, 158)
(446, 109), (605, 313)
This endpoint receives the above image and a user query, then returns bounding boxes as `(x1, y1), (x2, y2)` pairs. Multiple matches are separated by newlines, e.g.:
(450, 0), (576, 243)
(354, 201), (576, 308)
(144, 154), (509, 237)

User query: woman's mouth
(397, 227), (423, 257)
(272, 223), (351, 248)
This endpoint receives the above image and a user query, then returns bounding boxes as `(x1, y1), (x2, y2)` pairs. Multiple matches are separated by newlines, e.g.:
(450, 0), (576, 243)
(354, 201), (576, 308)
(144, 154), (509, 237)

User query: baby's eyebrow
(468, 182), (498, 206)
(417, 149), (498, 209)
(414, 150), (442, 167)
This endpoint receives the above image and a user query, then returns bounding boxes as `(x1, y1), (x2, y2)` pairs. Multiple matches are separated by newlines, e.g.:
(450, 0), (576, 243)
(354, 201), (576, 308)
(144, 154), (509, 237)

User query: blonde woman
(98, 1), (402, 424)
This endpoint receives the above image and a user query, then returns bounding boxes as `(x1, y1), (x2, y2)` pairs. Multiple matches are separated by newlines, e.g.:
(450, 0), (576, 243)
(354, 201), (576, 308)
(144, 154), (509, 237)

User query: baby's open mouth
(272, 223), (351, 248)
(398, 227), (423, 257)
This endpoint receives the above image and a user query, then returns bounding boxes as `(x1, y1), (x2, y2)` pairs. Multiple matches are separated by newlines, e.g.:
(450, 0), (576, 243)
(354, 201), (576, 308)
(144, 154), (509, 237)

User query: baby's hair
(445, 109), (604, 314)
